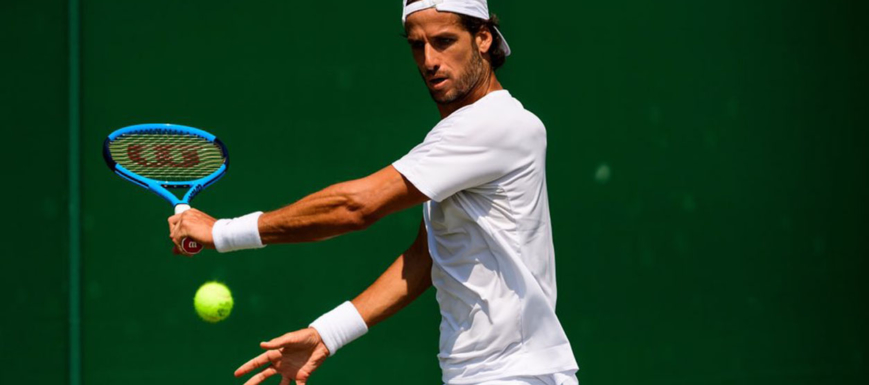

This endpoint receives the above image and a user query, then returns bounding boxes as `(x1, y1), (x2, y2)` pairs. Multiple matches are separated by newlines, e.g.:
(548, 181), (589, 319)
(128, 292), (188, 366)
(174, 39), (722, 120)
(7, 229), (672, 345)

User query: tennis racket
(103, 123), (229, 255)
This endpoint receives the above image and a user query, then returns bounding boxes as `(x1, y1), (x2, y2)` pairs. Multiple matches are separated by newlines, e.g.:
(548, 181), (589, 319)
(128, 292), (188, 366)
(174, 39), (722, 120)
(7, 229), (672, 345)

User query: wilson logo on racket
(127, 144), (201, 168)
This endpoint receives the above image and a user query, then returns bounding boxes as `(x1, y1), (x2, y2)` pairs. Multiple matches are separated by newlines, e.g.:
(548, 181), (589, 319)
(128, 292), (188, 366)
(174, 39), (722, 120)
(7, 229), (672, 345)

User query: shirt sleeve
(392, 116), (522, 202)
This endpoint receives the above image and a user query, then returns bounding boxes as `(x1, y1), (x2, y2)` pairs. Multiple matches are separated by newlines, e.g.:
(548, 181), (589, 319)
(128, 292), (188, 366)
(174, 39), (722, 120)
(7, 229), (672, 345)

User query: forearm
(257, 166), (425, 244)
(259, 181), (370, 244)
(352, 222), (432, 328)
(306, 221), (431, 355)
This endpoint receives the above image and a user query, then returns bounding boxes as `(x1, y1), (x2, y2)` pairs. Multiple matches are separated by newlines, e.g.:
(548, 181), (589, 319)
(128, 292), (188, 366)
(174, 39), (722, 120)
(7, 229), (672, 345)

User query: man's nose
(424, 43), (440, 73)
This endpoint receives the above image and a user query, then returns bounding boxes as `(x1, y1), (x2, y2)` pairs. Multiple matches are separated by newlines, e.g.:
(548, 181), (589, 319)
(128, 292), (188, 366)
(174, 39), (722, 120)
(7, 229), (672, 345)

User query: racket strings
(109, 134), (226, 182)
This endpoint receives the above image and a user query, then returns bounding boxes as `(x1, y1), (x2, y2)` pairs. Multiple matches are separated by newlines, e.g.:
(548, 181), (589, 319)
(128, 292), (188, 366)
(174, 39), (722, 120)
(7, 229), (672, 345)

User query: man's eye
(436, 38), (455, 46)
(409, 41), (425, 49)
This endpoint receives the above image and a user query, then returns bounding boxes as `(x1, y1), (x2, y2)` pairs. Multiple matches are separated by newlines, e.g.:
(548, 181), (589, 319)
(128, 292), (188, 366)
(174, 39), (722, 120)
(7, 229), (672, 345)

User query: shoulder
(440, 91), (546, 146)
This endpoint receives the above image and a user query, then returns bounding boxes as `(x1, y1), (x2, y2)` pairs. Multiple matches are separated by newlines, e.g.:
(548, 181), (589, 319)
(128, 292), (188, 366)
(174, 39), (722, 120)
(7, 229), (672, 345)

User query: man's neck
(437, 72), (503, 119)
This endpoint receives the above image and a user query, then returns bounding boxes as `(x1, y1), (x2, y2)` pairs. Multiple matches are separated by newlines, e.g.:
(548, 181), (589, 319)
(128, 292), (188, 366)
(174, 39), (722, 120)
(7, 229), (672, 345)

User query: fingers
(167, 214), (180, 229)
(168, 214), (188, 255)
(261, 331), (303, 350)
(167, 210), (195, 243)
(169, 223), (188, 255)
(242, 367), (277, 385)
(168, 212), (194, 255)
(235, 350), (281, 377)
(167, 209), (217, 253)
(169, 216), (183, 245)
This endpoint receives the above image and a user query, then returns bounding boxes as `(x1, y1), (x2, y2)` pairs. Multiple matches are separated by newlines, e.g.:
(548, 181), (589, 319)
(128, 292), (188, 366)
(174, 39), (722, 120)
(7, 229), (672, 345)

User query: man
(168, 1), (578, 384)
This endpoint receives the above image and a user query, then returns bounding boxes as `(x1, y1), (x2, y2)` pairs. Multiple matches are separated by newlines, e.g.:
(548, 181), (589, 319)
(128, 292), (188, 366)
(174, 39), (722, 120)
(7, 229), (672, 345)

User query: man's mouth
(428, 77), (448, 89)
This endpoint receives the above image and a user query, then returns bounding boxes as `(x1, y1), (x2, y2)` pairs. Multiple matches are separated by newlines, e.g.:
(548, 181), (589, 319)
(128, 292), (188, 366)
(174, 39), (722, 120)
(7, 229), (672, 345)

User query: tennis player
(169, 1), (578, 384)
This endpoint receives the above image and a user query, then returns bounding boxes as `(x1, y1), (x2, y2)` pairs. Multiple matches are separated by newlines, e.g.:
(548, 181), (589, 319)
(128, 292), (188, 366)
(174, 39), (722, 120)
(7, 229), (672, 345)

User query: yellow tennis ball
(194, 281), (233, 323)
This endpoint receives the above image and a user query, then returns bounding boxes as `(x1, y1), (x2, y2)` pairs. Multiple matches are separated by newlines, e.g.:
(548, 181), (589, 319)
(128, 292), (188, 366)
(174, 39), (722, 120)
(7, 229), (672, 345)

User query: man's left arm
(351, 218), (433, 328)
(233, 219), (433, 385)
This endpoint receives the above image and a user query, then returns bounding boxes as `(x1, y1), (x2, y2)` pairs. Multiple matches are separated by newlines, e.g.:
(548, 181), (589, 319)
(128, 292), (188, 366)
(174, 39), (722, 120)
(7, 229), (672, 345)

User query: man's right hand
(168, 208), (217, 255)
(234, 327), (330, 385)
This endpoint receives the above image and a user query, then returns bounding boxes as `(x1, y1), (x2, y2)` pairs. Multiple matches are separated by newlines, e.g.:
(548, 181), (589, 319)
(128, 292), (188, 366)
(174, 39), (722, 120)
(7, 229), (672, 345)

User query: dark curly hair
(457, 13), (506, 71)
(404, 1), (507, 71)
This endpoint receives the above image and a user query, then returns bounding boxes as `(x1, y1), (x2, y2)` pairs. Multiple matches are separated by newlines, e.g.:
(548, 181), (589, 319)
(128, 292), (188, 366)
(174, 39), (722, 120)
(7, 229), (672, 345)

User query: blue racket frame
(103, 123), (229, 207)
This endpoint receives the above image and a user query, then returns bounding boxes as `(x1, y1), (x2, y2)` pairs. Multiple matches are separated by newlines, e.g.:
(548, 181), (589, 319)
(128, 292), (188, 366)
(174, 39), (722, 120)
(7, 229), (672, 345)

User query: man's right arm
(258, 165), (429, 244)
(168, 165), (429, 252)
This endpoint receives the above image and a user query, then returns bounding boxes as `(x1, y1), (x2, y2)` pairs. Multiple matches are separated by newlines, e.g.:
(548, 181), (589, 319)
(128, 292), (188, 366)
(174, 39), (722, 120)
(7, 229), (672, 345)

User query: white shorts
(447, 371), (579, 385)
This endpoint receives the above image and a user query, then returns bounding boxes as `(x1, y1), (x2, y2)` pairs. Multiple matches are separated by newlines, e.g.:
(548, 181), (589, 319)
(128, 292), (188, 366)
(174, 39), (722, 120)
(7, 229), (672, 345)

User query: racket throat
(175, 204), (192, 214)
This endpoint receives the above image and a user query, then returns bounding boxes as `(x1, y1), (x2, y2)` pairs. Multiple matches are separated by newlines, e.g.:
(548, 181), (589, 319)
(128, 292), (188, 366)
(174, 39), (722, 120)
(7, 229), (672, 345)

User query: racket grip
(174, 204), (203, 255)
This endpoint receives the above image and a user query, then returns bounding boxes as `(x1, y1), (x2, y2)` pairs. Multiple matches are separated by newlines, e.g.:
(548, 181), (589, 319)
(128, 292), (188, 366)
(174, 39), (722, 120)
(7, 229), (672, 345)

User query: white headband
(401, 0), (512, 56)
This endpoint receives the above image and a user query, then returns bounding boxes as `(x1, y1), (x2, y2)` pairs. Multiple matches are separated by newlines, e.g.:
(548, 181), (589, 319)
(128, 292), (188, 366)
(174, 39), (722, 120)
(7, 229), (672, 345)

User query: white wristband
(212, 211), (266, 253)
(309, 301), (368, 356)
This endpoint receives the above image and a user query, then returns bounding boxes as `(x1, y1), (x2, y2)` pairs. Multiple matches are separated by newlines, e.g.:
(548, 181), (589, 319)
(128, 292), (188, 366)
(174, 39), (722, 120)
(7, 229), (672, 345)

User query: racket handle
(174, 204), (203, 255)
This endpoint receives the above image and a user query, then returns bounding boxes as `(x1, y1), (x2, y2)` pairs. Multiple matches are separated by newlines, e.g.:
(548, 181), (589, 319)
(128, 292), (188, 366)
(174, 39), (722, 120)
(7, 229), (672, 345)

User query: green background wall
(3, 1), (867, 384)
(1, 1), (70, 384)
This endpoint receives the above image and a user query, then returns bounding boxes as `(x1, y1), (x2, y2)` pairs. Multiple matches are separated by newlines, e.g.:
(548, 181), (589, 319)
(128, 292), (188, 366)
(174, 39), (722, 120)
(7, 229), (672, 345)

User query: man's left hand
(235, 327), (330, 385)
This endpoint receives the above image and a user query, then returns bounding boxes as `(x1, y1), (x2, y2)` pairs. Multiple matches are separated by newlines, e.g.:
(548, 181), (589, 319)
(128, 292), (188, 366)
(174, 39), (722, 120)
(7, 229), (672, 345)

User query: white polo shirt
(393, 90), (578, 384)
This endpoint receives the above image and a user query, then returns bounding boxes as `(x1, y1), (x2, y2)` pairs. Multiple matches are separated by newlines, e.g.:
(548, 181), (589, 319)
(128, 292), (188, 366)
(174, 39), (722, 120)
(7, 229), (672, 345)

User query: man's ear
(475, 26), (493, 54)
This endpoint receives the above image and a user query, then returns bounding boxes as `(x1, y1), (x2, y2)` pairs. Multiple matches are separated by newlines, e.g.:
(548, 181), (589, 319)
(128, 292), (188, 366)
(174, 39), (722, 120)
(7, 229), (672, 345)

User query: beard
(427, 49), (487, 105)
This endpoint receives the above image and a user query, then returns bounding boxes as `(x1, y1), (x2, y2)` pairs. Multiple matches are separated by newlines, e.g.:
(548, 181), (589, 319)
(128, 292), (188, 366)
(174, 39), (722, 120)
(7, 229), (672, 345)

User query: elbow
(343, 209), (372, 231)
(343, 196), (382, 231)
(337, 178), (388, 231)
(355, 206), (385, 231)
